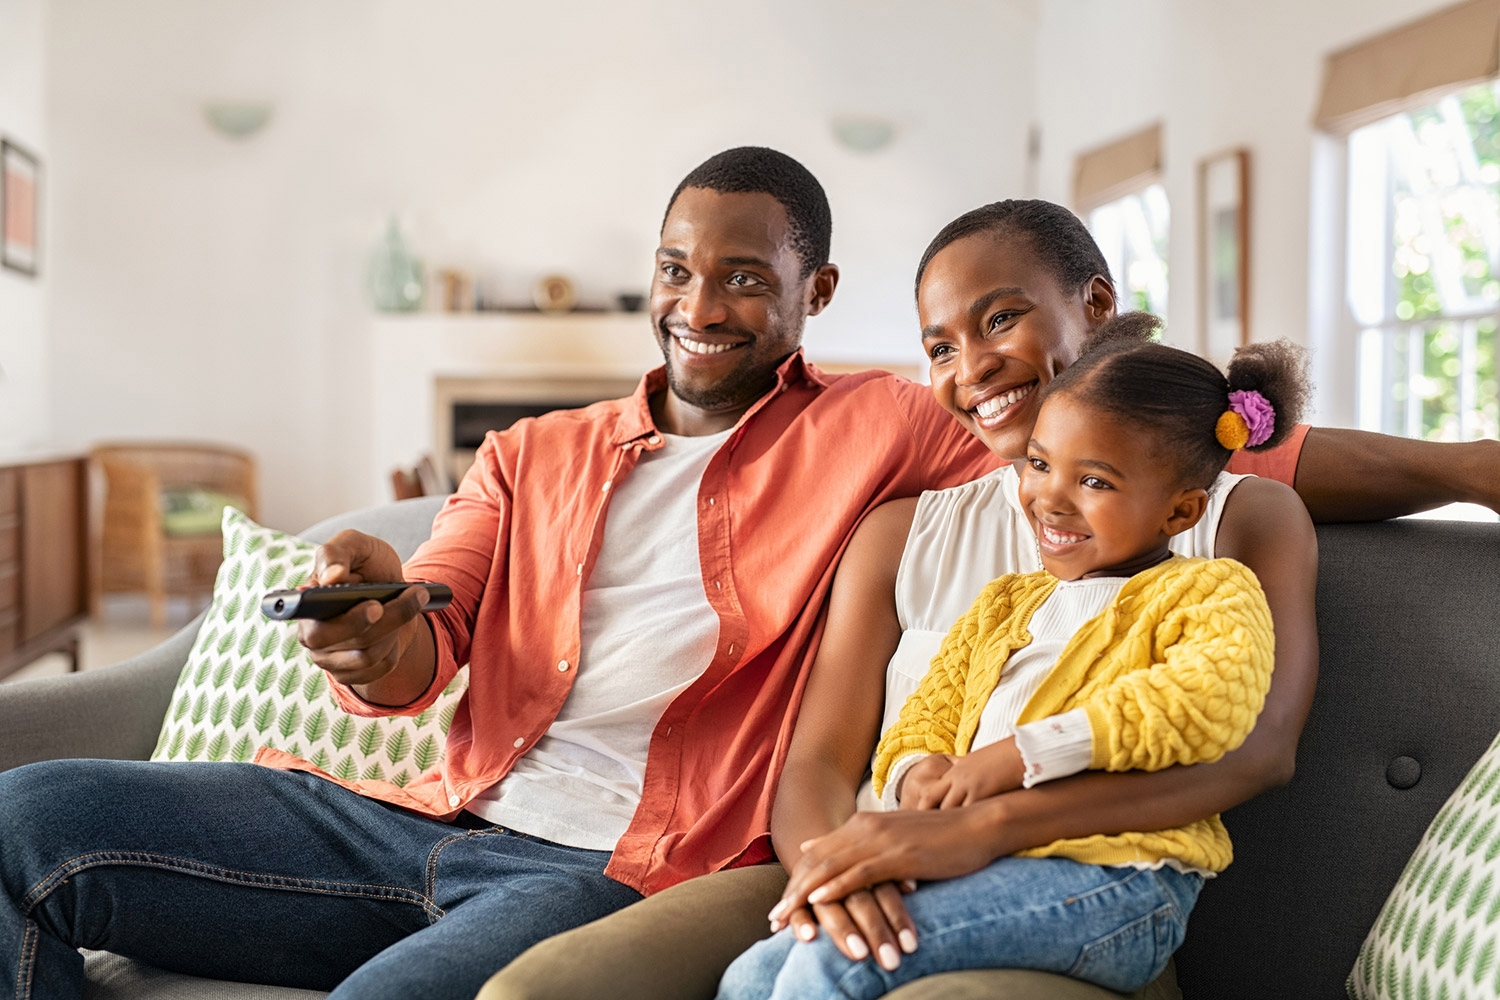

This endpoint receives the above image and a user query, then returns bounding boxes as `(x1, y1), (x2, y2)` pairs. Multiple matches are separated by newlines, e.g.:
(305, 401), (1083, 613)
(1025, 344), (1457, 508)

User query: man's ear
(1163, 487), (1209, 537)
(805, 263), (840, 317)
(1082, 274), (1117, 326)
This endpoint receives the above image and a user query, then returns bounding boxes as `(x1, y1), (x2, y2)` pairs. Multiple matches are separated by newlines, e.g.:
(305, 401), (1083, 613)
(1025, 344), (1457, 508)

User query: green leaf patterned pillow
(151, 507), (468, 788)
(1348, 730), (1500, 999)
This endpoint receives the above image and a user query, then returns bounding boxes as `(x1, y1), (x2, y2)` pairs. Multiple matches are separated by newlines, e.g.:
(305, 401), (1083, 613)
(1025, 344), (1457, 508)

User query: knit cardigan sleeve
(871, 575), (1026, 797)
(1083, 559), (1275, 773)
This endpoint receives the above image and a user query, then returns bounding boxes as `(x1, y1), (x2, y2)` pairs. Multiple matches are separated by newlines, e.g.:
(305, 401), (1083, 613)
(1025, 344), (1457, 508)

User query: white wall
(43, 0), (1038, 530)
(0, 0), (49, 451)
(1032, 0), (1461, 424)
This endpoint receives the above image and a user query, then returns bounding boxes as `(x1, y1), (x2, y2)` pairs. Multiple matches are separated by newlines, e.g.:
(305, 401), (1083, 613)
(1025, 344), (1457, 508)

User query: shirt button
(708, 497), (716, 505)
(648, 435), (661, 445)
(576, 563), (583, 576)
(601, 481), (611, 492)
(448, 794), (460, 807)
(513, 737), (525, 749)
(715, 580), (722, 590)
(557, 659), (570, 672)
(728, 643), (735, 655)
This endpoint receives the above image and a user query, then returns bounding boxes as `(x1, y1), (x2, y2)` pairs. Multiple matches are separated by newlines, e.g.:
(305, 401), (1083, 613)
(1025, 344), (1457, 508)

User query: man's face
(651, 188), (814, 415)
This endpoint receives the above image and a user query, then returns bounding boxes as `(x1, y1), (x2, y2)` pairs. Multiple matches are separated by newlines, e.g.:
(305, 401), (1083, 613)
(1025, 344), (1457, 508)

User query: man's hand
(298, 529), (434, 700)
(900, 740), (1024, 810)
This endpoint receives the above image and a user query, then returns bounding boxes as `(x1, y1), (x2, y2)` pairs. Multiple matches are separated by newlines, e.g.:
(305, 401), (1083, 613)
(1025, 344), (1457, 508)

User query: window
(1073, 123), (1168, 324)
(1088, 184), (1170, 319)
(1347, 80), (1500, 441)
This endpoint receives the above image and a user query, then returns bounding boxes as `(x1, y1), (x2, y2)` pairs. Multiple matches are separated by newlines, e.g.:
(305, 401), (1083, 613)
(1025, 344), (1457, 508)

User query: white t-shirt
(858, 463), (1248, 811)
(468, 428), (732, 848)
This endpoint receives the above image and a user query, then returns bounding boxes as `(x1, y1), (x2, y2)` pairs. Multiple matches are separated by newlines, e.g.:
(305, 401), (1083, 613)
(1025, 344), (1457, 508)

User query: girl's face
(1017, 392), (1207, 581)
(918, 231), (1115, 462)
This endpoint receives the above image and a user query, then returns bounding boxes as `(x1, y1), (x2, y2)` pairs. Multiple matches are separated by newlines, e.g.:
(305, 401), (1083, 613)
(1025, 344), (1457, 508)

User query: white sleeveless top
(855, 463), (1249, 809)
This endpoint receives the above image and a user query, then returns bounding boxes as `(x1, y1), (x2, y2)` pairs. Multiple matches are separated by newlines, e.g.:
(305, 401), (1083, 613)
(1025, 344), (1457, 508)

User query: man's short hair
(664, 147), (832, 278)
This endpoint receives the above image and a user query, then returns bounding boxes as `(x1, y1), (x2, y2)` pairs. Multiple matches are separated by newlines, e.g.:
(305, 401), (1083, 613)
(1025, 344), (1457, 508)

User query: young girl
(718, 322), (1310, 999)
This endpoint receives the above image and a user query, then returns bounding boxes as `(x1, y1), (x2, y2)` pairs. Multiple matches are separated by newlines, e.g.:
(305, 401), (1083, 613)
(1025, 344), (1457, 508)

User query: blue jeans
(0, 759), (643, 1000)
(718, 857), (1202, 999)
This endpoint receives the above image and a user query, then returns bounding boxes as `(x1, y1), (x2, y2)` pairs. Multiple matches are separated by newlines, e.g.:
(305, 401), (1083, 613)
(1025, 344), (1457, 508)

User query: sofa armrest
(0, 616), (201, 772)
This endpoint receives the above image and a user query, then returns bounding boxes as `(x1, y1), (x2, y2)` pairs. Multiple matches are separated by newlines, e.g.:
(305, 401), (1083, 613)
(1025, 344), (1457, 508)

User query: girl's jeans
(718, 856), (1202, 1000)
(0, 759), (642, 1000)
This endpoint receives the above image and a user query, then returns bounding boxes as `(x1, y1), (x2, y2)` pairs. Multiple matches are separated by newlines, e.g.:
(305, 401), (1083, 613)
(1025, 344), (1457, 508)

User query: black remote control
(260, 582), (453, 621)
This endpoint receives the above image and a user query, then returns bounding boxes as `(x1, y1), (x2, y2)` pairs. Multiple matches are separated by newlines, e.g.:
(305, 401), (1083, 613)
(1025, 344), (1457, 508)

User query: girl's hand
(903, 740), (1024, 810)
(777, 807), (1002, 924)
(773, 885), (919, 970)
(897, 753), (956, 809)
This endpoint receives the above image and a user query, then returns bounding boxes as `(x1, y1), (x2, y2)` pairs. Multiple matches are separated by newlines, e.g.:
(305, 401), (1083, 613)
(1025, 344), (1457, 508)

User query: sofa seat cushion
(83, 950), (328, 999)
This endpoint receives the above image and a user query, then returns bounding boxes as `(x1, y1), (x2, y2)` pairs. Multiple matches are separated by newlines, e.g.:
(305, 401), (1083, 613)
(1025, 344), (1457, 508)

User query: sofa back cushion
(1173, 520), (1500, 998)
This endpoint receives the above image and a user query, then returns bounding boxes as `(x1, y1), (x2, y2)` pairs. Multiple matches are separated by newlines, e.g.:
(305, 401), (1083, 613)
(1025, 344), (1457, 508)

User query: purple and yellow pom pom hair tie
(1215, 389), (1275, 451)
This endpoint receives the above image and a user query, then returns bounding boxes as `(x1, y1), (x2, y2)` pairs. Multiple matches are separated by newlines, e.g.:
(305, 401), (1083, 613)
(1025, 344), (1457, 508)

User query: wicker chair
(88, 442), (258, 628)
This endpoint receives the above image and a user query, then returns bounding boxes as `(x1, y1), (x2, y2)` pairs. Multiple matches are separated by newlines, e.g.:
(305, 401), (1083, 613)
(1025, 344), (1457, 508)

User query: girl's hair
(1043, 314), (1313, 488)
(914, 200), (1112, 301)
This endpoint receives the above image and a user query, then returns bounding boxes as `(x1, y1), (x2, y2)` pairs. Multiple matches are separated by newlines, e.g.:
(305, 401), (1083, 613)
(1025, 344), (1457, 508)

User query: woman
(760, 201), (1317, 985)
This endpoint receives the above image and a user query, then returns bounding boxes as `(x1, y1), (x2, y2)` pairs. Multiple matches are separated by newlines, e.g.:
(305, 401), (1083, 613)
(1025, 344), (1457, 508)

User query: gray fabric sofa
(2, 497), (1497, 999)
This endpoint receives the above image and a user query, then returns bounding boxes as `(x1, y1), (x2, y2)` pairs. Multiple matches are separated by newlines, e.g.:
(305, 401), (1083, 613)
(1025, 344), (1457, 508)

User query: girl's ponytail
(1218, 341), (1312, 453)
(1043, 318), (1313, 487)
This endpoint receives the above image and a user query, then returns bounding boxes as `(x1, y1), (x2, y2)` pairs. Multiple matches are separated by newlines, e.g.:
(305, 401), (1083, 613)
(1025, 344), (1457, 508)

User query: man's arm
(777, 476), (1318, 909)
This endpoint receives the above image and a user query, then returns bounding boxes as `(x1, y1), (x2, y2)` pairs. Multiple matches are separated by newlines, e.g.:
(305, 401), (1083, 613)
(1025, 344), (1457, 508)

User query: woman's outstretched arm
(777, 476), (1318, 913)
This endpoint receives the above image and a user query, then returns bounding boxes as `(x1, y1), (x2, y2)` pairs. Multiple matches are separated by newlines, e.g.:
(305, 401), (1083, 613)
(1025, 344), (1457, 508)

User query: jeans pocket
(1068, 904), (1178, 993)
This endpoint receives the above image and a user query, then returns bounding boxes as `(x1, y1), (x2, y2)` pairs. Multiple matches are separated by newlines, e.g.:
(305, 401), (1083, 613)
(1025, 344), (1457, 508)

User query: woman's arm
(769, 498), (922, 966)
(778, 476), (1318, 908)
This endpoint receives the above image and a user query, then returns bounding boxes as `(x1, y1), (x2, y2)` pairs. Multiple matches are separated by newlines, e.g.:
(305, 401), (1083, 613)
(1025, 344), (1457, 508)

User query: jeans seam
(1060, 866), (1148, 906)
(423, 827), (507, 922)
(22, 851), (441, 920)
(1065, 903), (1169, 981)
(16, 919), (36, 1000)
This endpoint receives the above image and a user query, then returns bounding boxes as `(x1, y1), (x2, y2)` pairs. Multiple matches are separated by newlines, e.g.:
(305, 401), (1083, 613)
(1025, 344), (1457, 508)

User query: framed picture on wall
(1198, 148), (1249, 361)
(2, 138), (40, 278)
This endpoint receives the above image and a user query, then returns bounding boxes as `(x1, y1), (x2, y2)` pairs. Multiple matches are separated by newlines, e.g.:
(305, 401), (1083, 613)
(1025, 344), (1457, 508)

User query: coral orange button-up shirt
(258, 353), (999, 894)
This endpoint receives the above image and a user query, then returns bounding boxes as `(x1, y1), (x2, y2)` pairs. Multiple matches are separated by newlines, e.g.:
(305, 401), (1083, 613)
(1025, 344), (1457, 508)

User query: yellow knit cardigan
(872, 557), (1274, 873)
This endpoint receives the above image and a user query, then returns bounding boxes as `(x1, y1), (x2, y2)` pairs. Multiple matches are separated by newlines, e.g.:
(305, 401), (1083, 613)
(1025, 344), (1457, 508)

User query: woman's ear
(1163, 487), (1210, 537)
(1082, 275), (1117, 326)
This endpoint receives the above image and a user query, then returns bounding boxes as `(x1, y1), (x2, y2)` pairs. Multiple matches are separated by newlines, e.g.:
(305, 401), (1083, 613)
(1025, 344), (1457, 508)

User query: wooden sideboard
(0, 455), (87, 680)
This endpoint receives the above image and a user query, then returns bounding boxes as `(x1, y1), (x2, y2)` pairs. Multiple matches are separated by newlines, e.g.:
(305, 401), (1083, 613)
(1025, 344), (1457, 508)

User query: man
(0, 147), (997, 1000)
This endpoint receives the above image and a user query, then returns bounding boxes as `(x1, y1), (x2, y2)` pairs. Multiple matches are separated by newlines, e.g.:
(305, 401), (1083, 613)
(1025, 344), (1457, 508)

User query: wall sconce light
(203, 102), (275, 140)
(830, 115), (897, 154)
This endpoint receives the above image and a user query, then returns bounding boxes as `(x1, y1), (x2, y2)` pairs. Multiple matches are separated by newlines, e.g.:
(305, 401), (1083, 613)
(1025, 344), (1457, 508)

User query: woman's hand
(777, 805), (1005, 929)
(772, 884), (919, 970)
(900, 740), (1024, 809)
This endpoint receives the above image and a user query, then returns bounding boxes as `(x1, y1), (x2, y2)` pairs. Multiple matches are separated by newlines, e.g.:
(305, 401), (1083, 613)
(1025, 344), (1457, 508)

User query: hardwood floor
(0, 595), (203, 684)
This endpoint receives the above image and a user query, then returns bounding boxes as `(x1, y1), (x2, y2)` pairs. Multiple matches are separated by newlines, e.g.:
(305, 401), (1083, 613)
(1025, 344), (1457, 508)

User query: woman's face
(918, 231), (1115, 461)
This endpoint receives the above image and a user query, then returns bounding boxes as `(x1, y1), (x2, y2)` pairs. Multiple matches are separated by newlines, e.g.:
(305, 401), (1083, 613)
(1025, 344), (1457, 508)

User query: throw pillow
(151, 507), (468, 788)
(1348, 730), (1500, 999)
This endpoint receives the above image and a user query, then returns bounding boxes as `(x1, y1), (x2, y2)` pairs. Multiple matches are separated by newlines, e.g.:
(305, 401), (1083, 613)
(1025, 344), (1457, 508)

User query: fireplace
(433, 374), (642, 489)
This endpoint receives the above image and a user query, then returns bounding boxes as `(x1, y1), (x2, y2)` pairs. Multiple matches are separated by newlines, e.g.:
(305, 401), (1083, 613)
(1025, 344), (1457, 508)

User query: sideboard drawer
(0, 469), (16, 518)
(0, 610), (17, 657)
(0, 567), (17, 613)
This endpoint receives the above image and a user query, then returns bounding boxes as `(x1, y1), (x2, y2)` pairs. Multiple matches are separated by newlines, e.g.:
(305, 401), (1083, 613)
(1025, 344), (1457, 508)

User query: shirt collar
(609, 350), (828, 447)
